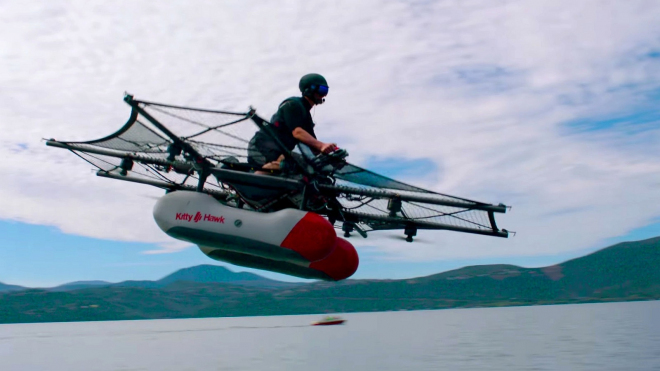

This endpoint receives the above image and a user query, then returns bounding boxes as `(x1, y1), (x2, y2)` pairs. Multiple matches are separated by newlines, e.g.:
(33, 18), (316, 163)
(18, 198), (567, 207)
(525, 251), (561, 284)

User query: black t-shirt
(272, 97), (316, 149)
(251, 97), (316, 161)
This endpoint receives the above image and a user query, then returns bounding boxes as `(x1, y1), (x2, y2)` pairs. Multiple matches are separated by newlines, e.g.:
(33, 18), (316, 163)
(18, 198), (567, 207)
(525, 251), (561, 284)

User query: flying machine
(46, 94), (510, 281)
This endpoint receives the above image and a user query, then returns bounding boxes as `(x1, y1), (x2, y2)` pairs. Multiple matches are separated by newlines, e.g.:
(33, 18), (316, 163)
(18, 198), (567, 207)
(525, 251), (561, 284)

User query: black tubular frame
(45, 94), (510, 239)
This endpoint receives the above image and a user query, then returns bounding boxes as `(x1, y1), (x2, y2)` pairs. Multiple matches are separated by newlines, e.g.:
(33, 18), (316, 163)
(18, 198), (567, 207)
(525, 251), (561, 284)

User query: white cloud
(2, 0), (660, 261)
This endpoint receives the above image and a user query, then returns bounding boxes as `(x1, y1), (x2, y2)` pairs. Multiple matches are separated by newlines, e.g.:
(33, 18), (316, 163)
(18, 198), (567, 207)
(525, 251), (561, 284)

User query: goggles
(315, 85), (329, 96)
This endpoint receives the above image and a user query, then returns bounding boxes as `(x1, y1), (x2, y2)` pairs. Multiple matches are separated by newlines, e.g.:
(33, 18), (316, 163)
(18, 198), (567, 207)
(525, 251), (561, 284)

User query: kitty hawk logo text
(176, 212), (225, 224)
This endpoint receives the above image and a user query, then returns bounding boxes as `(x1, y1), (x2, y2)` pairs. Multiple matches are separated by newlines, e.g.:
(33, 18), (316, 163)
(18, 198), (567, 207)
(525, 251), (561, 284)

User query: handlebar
(311, 147), (349, 172)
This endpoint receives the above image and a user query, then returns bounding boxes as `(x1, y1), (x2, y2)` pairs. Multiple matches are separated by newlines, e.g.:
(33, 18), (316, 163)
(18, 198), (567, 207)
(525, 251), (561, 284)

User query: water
(1, 301), (659, 371)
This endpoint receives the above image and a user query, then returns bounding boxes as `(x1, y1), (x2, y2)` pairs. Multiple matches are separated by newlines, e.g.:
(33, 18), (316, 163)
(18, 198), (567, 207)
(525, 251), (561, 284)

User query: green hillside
(1, 237), (659, 323)
(0, 282), (24, 293)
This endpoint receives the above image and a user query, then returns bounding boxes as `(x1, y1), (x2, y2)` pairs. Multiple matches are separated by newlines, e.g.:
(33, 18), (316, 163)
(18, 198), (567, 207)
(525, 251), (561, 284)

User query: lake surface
(1, 301), (659, 371)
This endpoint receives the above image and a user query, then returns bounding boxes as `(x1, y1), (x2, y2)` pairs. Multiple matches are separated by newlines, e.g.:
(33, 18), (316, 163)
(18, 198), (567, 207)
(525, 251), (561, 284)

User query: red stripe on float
(280, 212), (336, 262)
(309, 237), (359, 281)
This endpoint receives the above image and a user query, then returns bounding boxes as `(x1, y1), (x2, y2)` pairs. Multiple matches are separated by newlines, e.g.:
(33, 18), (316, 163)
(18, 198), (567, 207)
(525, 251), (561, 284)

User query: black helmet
(299, 73), (329, 104)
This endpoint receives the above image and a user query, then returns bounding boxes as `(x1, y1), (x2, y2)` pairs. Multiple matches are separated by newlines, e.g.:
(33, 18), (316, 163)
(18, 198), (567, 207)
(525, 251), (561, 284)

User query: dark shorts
(247, 136), (282, 167)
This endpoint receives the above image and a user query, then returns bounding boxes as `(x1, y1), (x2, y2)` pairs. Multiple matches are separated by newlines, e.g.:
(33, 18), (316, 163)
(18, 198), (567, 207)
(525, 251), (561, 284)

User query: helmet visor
(317, 85), (329, 96)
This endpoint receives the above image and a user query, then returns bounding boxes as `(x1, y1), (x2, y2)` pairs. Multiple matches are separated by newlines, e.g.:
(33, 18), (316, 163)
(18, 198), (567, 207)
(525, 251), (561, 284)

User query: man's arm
(280, 101), (336, 154)
(292, 127), (336, 154)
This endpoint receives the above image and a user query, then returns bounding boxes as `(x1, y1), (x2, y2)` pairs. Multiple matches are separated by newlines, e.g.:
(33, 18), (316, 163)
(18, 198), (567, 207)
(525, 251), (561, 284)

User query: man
(248, 73), (337, 173)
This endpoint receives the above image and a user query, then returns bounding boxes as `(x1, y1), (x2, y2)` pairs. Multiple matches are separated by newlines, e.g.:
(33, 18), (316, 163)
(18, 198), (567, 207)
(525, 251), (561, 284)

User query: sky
(1, 0), (660, 286)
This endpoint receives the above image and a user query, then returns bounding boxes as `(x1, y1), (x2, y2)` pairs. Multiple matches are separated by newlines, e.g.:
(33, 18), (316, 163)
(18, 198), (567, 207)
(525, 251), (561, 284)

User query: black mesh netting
(51, 98), (506, 236)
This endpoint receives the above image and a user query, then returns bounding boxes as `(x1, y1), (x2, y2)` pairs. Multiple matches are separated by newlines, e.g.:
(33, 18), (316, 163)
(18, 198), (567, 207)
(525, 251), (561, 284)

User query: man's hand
(319, 142), (337, 154)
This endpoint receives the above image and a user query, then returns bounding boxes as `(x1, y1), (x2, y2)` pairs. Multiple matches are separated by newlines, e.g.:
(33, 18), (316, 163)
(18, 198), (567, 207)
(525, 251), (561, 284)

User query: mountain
(49, 281), (112, 292)
(0, 282), (24, 293)
(1, 237), (659, 323)
(155, 265), (297, 288)
(109, 265), (299, 289)
(40, 265), (300, 292)
(557, 236), (660, 297)
(305, 237), (660, 306)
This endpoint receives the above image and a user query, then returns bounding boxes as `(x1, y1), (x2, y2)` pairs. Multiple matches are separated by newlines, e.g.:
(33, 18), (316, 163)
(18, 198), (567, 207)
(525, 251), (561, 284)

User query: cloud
(2, 0), (660, 261)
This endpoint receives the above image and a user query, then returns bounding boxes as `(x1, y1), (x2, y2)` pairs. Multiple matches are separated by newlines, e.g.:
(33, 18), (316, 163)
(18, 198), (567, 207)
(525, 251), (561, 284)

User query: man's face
(314, 92), (327, 103)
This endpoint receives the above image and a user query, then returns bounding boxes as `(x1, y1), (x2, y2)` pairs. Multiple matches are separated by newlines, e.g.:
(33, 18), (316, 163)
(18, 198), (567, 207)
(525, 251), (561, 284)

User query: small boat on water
(311, 316), (345, 326)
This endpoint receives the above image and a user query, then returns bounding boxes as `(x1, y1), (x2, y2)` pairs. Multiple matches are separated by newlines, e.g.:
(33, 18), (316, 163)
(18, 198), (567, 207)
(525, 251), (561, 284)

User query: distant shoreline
(3, 237), (660, 325)
(0, 289), (657, 325)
